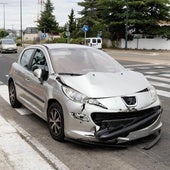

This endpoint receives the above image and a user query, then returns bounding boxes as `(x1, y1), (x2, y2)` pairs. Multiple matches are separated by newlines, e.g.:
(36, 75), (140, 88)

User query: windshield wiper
(58, 73), (83, 76)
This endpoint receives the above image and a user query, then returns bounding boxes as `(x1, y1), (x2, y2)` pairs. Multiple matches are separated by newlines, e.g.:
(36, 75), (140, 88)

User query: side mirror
(33, 68), (43, 83)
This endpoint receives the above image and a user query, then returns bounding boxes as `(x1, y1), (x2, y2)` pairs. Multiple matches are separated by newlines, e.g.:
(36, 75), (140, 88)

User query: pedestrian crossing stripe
(145, 75), (170, 83)
(124, 64), (161, 67)
(145, 72), (157, 75)
(153, 66), (167, 69)
(150, 81), (170, 89)
(157, 90), (170, 98)
(160, 74), (170, 78)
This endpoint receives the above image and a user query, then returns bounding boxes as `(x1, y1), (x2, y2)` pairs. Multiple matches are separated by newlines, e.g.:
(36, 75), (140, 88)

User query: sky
(0, 0), (83, 30)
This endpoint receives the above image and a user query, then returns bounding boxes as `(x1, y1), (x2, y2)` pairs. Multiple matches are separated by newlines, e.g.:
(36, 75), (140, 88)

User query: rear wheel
(47, 102), (65, 142)
(9, 81), (22, 108)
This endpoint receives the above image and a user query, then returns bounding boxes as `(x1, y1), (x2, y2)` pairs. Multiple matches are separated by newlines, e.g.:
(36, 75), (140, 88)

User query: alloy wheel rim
(49, 108), (62, 135)
(9, 84), (15, 104)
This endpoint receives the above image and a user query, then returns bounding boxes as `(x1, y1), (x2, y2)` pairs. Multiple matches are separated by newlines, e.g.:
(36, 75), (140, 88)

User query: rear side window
(97, 39), (101, 43)
(20, 49), (34, 68)
(92, 39), (96, 43)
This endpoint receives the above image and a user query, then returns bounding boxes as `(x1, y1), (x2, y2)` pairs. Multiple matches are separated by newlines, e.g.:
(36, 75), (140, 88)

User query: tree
(37, 0), (59, 34)
(68, 9), (77, 37)
(78, 0), (170, 40)
(78, 0), (105, 37)
(0, 29), (8, 38)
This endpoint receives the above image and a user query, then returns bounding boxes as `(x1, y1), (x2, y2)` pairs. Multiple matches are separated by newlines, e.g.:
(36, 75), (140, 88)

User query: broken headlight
(62, 86), (107, 109)
(148, 85), (157, 103)
(62, 86), (87, 103)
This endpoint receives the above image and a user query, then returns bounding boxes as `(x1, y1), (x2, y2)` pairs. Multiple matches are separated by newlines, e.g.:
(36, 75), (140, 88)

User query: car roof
(2, 38), (14, 41)
(1, 38), (15, 42)
(43, 43), (90, 50)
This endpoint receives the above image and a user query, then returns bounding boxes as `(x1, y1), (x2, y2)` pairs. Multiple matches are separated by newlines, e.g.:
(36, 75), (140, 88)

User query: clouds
(0, 0), (83, 30)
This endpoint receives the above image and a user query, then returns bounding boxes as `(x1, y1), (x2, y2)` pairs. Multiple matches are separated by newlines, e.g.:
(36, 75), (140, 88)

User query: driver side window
(20, 49), (35, 68)
(30, 49), (49, 81)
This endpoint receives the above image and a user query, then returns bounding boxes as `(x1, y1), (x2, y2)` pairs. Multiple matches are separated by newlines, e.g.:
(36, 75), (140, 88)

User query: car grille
(91, 106), (161, 131)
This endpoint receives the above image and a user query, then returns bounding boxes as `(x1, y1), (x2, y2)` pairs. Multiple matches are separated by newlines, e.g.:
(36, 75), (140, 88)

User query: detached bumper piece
(93, 106), (162, 141)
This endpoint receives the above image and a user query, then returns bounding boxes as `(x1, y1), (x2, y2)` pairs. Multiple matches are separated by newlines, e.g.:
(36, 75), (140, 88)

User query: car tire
(9, 81), (22, 108)
(47, 102), (65, 142)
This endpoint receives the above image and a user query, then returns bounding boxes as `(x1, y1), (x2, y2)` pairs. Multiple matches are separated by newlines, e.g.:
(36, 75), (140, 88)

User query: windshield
(49, 48), (125, 75)
(2, 39), (15, 44)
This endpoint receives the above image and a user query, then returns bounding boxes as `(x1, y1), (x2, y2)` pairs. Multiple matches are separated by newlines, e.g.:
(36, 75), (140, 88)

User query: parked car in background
(0, 38), (17, 53)
(8, 44), (162, 144)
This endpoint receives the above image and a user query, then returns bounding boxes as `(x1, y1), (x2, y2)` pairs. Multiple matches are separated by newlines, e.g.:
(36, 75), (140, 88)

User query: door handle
(25, 78), (30, 81)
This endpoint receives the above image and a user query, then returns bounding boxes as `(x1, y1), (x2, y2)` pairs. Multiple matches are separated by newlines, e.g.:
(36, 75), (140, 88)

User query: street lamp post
(0, 3), (7, 30)
(20, 0), (23, 46)
(125, 0), (129, 49)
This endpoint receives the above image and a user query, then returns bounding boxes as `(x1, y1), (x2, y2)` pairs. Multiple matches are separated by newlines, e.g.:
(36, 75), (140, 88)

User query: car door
(23, 48), (49, 116)
(15, 48), (35, 103)
(0, 40), (2, 52)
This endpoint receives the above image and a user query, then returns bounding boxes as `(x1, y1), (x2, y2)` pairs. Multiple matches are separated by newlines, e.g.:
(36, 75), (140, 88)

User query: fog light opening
(71, 112), (89, 122)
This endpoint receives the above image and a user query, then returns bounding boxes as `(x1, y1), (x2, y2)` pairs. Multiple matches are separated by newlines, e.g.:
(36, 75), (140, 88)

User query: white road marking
(156, 90), (170, 98)
(146, 75), (170, 83)
(160, 74), (170, 78)
(153, 66), (167, 69)
(0, 85), (32, 115)
(124, 63), (160, 67)
(136, 67), (151, 70)
(150, 81), (170, 89)
(144, 72), (157, 75)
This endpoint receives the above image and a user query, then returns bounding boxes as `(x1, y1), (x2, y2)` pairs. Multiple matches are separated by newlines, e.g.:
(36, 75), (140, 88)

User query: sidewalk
(105, 49), (170, 65)
(0, 112), (55, 170)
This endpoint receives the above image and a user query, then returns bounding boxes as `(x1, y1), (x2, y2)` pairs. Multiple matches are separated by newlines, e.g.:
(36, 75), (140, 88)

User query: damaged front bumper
(94, 106), (162, 141)
(65, 103), (162, 144)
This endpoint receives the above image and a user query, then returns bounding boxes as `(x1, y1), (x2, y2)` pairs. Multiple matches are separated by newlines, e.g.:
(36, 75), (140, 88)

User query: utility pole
(0, 3), (7, 30)
(125, 0), (129, 49)
(20, 0), (23, 46)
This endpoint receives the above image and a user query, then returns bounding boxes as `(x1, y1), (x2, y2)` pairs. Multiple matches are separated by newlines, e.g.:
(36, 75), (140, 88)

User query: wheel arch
(8, 77), (14, 89)
(47, 98), (63, 113)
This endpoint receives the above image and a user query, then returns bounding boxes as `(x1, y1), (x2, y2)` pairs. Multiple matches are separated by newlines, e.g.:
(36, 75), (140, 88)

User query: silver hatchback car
(8, 44), (162, 144)
(0, 38), (17, 53)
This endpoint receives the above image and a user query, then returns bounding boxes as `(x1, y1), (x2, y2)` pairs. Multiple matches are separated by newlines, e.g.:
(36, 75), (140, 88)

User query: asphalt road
(0, 50), (170, 170)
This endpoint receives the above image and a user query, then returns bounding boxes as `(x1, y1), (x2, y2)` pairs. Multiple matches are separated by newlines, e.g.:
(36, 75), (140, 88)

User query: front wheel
(8, 81), (22, 108)
(47, 102), (65, 142)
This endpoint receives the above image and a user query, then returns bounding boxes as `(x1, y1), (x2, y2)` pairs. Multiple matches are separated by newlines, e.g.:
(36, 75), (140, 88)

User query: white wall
(120, 38), (170, 50)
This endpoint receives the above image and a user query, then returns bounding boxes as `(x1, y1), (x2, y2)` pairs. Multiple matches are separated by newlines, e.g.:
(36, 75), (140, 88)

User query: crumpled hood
(60, 71), (150, 98)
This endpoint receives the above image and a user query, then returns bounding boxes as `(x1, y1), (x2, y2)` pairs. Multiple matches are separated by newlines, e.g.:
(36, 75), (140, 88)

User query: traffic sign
(42, 33), (47, 39)
(82, 25), (89, 32)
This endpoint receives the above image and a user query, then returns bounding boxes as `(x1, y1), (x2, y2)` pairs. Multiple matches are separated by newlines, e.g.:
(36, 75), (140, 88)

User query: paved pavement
(105, 49), (170, 65)
(0, 48), (169, 170)
(0, 112), (55, 170)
